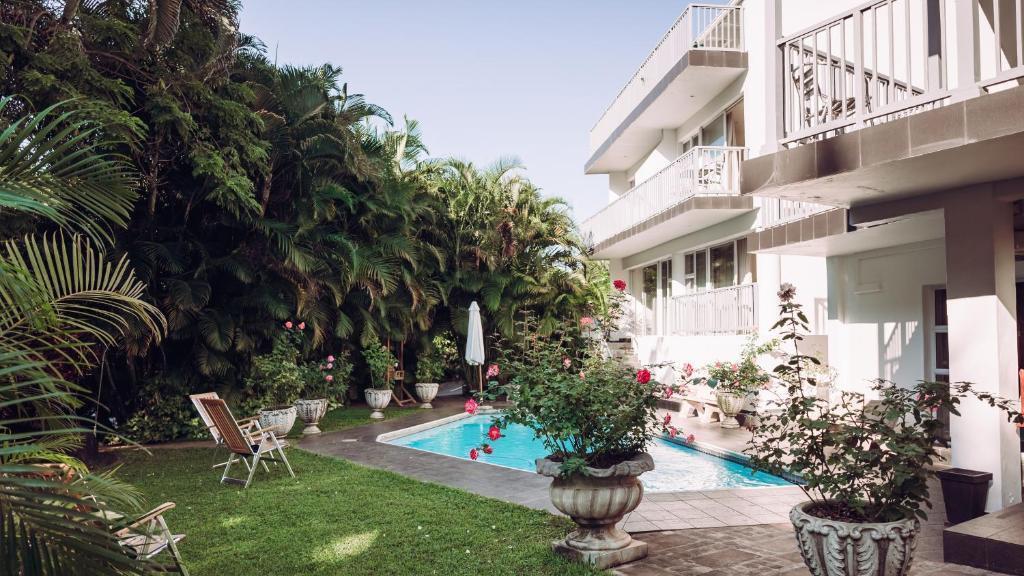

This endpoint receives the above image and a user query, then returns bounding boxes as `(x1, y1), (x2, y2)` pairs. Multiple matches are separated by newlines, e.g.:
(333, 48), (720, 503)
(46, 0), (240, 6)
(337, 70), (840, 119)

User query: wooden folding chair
(115, 502), (189, 575)
(190, 392), (264, 469)
(199, 397), (295, 488)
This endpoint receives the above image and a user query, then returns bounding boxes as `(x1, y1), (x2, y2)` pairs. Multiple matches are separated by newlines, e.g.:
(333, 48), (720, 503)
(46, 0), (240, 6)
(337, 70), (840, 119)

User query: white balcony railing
(758, 198), (833, 229)
(582, 146), (746, 249)
(591, 4), (744, 149)
(780, 0), (1024, 146)
(669, 283), (758, 336)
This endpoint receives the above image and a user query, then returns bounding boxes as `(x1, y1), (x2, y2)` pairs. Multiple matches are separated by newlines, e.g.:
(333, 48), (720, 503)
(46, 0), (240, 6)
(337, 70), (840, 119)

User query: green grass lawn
(287, 404), (421, 435)
(116, 448), (602, 576)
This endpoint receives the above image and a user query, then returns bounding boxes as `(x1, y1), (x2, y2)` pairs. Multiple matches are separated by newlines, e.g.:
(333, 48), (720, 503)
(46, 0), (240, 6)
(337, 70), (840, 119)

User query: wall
(826, 240), (947, 395)
(627, 129), (678, 186)
(778, 0), (868, 38)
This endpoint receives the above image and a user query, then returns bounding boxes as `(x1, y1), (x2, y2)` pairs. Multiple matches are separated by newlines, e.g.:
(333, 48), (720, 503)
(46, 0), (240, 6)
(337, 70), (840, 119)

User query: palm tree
(0, 97), (167, 574)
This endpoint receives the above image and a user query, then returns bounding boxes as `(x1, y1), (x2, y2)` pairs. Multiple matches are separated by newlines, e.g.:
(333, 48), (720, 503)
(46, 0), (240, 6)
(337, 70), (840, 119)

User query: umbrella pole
(478, 365), (483, 394)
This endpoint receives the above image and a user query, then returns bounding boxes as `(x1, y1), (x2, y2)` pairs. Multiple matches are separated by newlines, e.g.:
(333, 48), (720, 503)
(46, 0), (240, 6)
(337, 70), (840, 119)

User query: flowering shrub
(747, 284), (1024, 523)
(695, 336), (776, 396)
(300, 351), (353, 403)
(245, 332), (304, 409)
(472, 316), (690, 476)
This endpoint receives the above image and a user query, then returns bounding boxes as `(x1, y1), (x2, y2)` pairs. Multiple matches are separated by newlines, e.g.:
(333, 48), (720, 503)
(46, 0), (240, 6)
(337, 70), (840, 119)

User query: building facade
(584, 0), (1023, 512)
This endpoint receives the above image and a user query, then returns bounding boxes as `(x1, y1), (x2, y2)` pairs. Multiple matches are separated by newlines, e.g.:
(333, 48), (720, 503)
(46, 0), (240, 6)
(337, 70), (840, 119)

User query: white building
(583, 0), (1023, 514)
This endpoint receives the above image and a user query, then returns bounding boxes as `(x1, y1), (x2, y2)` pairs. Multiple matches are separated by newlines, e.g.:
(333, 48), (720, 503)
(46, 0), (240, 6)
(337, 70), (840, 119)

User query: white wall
(779, 0), (866, 37)
(825, 240), (946, 395)
(627, 129), (678, 186)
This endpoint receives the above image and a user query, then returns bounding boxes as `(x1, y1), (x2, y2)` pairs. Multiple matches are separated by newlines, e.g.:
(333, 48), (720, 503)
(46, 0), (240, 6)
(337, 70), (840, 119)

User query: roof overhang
(741, 85), (1024, 207)
(586, 50), (747, 175)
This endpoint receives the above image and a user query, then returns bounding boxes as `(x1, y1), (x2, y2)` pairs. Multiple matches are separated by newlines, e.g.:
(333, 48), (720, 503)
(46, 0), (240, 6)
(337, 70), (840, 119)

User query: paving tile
(653, 519), (694, 531)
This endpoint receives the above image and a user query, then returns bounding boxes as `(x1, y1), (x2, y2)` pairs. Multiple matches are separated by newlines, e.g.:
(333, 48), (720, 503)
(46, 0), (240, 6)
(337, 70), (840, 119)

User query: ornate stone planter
(536, 453), (653, 569)
(294, 398), (329, 435)
(364, 388), (392, 419)
(715, 391), (747, 429)
(414, 382), (439, 409)
(790, 501), (920, 576)
(258, 405), (296, 436)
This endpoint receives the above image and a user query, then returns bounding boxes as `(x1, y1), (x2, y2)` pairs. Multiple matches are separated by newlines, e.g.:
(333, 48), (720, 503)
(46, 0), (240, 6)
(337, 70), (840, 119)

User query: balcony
(582, 147), (751, 258)
(670, 283), (758, 336)
(743, 0), (1024, 206)
(586, 4), (745, 174)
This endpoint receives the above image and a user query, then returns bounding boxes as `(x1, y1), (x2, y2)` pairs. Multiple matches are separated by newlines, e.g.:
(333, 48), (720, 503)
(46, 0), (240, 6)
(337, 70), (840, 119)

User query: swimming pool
(385, 413), (792, 492)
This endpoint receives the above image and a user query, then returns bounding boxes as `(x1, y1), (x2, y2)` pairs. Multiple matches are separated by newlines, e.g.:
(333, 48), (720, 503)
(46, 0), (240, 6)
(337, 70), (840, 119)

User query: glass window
(736, 238), (753, 285)
(695, 251), (707, 291)
(709, 242), (735, 288)
(701, 114), (726, 148)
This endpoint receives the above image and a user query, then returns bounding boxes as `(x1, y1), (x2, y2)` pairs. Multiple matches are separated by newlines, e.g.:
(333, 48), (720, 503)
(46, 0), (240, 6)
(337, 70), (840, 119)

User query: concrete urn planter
(715, 391), (747, 429)
(258, 405), (296, 436)
(790, 501), (921, 576)
(414, 382), (439, 408)
(294, 398), (329, 435)
(536, 453), (653, 570)
(364, 388), (392, 419)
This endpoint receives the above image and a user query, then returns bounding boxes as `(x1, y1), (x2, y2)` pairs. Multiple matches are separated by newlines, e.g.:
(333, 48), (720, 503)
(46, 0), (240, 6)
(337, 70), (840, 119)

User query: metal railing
(779, 0), (1024, 146)
(591, 4), (744, 149)
(669, 283), (758, 336)
(758, 198), (832, 229)
(581, 146), (746, 249)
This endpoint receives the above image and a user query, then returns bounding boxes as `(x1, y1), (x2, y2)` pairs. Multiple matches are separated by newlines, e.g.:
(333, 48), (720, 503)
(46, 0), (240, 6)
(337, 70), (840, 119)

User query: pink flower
(284, 321), (293, 329)
(297, 322), (305, 330)
(682, 363), (694, 378)
(579, 316), (594, 327)
(326, 363), (334, 369)
(636, 369), (651, 384)
(663, 386), (673, 399)
(482, 445), (493, 455)
(469, 448), (479, 460)
(327, 355), (336, 362)
(613, 279), (627, 292)
(464, 398), (479, 415)
(486, 364), (500, 379)
(663, 413), (672, 426)
(562, 357), (571, 368)
(687, 433), (695, 443)
(668, 427), (678, 439)
(324, 374), (333, 382)
(488, 426), (501, 441)
(731, 363), (739, 372)
(579, 371), (586, 380)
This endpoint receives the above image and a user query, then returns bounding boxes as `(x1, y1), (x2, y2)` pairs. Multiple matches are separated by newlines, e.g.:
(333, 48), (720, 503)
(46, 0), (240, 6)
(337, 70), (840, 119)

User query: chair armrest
(115, 502), (176, 536)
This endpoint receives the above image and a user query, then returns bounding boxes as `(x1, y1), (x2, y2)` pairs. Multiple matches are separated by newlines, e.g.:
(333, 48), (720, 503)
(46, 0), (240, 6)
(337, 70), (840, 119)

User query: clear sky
(238, 1), (695, 223)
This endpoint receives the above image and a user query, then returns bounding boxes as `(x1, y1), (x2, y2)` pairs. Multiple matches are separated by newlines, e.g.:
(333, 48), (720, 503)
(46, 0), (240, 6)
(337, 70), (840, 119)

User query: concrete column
(944, 185), (1021, 511)
(951, 0), (983, 99)
(762, 0), (783, 154)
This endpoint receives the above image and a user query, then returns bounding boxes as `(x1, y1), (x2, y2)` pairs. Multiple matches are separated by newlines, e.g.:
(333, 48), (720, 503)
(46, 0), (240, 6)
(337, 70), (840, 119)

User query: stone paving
(622, 486), (806, 532)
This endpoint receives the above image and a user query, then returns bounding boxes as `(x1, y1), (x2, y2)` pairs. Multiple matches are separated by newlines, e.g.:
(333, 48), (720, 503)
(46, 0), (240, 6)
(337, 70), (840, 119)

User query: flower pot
(536, 453), (654, 569)
(790, 501), (920, 576)
(935, 467), (993, 524)
(715, 391), (747, 429)
(364, 388), (392, 419)
(414, 382), (439, 409)
(294, 398), (329, 435)
(258, 405), (297, 436)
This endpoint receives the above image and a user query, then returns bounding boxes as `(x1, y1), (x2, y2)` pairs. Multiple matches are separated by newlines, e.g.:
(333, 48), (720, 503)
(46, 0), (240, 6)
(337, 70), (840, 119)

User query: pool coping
(375, 406), (802, 490)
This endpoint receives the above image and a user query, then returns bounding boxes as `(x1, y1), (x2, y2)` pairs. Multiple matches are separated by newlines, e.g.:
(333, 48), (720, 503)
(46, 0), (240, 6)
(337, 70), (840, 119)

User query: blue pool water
(387, 414), (792, 492)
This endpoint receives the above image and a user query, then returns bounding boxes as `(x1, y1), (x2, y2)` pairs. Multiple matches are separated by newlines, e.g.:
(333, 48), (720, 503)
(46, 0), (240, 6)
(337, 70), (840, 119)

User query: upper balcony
(743, 0), (1024, 207)
(581, 146), (751, 258)
(586, 4), (746, 175)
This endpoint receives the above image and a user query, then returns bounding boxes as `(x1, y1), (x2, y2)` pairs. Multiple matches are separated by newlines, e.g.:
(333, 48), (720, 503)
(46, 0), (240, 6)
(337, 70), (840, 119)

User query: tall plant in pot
(748, 284), (1023, 576)
(296, 352), (352, 435)
(414, 349), (444, 409)
(697, 337), (775, 429)
(362, 334), (396, 419)
(246, 321), (306, 435)
(478, 314), (689, 569)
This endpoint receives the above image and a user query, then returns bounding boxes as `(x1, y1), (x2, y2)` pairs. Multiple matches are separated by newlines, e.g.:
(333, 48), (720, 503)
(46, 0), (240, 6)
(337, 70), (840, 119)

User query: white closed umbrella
(465, 301), (485, 392)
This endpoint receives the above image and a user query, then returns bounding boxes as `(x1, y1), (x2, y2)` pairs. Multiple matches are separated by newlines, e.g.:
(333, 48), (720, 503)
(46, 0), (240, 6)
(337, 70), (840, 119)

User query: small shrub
(362, 334), (396, 390)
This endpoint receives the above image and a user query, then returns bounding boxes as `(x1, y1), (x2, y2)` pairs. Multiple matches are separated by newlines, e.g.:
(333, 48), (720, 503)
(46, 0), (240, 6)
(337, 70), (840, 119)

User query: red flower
(469, 448), (479, 460)
(298, 322), (306, 330)
(464, 398), (479, 415)
(668, 427), (678, 438)
(284, 321), (293, 329)
(636, 369), (651, 384)
(613, 279), (627, 292)
(663, 413), (672, 426)
(482, 445), (493, 455)
(687, 433), (695, 443)
(488, 425), (501, 441)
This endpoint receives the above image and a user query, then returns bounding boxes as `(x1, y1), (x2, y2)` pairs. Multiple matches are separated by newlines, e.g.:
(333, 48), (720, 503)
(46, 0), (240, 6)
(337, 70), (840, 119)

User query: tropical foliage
(0, 0), (603, 442)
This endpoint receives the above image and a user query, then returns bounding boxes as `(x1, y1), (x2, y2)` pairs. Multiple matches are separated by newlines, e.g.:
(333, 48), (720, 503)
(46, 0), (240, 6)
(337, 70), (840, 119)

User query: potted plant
(477, 313), (688, 570)
(414, 349), (444, 409)
(697, 337), (775, 429)
(248, 321), (306, 435)
(748, 284), (1023, 576)
(362, 334), (396, 419)
(296, 351), (352, 435)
